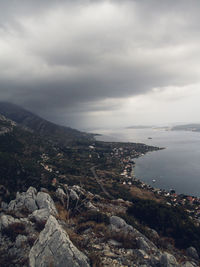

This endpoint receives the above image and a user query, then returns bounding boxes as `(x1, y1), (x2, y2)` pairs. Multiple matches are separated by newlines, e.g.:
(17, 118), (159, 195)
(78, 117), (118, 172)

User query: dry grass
(130, 186), (162, 202)
(56, 203), (69, 221)
(2, 222), (27, 241)
(66, 228), (86, 250)
(104, 229), (137, 249)
(88, 252), (104, 267)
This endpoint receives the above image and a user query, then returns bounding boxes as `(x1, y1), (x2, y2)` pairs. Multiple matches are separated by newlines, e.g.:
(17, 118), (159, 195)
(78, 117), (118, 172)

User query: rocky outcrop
(186, 246), (199, 261)
(29, 208), (51, 223)
(159, 252), (178, 267)
(110, 215), (133, 232)
(7, 187), (58, 219)
(36, 192), (58, 216)
(0, 214), (20, 230)
(109, 216), (157, 252)
(69, 189), (79, 201)
(29, 215), (90, 267)
(56, 188), (67, 204)
(0, 186), (199, 267)
(8, 187), (38, 212)
(182, 262), (198, 267)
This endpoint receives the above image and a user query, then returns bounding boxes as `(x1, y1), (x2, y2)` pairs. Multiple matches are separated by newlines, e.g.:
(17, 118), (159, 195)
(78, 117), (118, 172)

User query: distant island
(171, 124), (200, 132)
(126, 125), (154, 129)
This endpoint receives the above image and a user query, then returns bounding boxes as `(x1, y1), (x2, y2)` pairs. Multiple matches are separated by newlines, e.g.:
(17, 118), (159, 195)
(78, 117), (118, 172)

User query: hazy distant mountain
(172, 124), (200, 132)
(126, 125), (154, 129)
(0, 102), (94, 145)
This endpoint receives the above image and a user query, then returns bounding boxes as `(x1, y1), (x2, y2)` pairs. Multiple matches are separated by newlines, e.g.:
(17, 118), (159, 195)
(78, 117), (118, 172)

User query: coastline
(123, 152), (200, 224)
(94, 134), (200, 223)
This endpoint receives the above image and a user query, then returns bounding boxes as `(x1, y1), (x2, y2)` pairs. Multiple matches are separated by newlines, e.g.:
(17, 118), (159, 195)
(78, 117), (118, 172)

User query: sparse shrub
(76, 221), (95, 234)
(157, 236), (175, 250)
(27, 235), (37, 246)
(106, 183), (134, 202)
(56, 203), (69, 221)
(79, 211), (109, 225)
(67, 229), (86, 250)
(104, 229), (137, 249)
(88, 252), (103, 267)
(127, 198), (200, 253)
(35, 220), (46, 231)
(2, 222), (26, 241)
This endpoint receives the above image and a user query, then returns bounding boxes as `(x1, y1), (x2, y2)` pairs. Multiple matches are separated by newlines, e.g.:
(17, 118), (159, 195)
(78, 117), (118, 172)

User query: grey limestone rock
(109, 216), (133, 232)
(8, 187), (38, 212)
(137, 237), (151, 252)
(182, 262), (198, 267)
(36, 192), (58, 216)
(84, 201), (99, 211)
(186, 247), (199, 261)
(29, 208), (50, 223)
(159, 252), (178, 267)
(109, 216), (157, 252)
(70, 189), (79, 201)
(56, 188), (67, 204)
(29, 215), (90, 267)
(15, 234), (27, 248)
(1, 201), (8, 210)
(0, 214), (20, 230)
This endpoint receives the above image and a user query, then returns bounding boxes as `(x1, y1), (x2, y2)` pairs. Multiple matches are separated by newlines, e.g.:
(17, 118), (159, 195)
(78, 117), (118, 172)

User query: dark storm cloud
(0, 0), (200, 126)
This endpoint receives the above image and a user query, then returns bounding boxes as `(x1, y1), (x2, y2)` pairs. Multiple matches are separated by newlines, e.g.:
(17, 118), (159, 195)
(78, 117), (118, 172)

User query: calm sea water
(95, 128), (200, 197)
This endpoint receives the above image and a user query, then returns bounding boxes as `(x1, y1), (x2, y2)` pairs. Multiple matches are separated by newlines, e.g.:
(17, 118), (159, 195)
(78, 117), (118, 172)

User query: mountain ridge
(0, 102), (94, 145)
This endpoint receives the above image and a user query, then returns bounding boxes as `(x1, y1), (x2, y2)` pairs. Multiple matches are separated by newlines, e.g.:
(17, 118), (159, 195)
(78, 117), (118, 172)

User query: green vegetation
(127, 198), (200, 253)
(79, 210), (110, 225)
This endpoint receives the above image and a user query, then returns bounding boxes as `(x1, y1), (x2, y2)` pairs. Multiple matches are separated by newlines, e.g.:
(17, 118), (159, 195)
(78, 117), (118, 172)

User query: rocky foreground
(0, 185), (199, 267)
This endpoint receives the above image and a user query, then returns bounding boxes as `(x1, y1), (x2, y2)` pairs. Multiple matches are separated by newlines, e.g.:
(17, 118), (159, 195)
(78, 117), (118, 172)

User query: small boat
(152, 179), (156, 183)
(148, 137), (152, 139)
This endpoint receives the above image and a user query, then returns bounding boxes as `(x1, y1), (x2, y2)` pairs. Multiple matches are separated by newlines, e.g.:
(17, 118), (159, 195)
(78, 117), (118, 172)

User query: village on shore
(110, 145), (200, 225)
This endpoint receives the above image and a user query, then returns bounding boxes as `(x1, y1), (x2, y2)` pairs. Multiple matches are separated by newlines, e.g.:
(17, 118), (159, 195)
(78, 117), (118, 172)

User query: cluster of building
(115, 149), (200, 225)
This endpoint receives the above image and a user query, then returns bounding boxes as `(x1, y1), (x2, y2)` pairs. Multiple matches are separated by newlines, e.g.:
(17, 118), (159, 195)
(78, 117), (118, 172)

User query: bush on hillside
(127, 198), (200, 253)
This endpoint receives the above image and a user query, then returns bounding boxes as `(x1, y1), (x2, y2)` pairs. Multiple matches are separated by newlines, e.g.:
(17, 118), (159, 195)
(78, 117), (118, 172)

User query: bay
(95, 128), (200, 197)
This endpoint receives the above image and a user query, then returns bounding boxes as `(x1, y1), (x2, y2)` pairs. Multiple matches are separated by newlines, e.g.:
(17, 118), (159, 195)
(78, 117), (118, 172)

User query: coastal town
(115, 146), (200, 225)
(38, 140), (200, 226)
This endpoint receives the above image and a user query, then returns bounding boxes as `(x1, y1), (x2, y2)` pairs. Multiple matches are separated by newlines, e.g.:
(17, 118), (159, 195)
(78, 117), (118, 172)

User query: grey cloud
(0, 0), (200, 127)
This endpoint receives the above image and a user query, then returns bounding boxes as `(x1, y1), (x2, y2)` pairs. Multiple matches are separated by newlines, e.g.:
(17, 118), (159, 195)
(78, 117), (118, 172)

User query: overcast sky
(0, 0), (200, 129)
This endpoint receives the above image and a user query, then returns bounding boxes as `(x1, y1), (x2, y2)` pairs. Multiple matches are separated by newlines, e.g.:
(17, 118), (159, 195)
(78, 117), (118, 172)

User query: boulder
(1, 201), (8, 210)
(182, 262), (198, 267)
(137, 237), (151, 252)
(159, 252), (178, 267)
(29, 209), (50, 223)
(69, 189), (79, 201)
(8, 187), (38, 213)
(36, 192), (58, 216)
(109, 216), (157, 252)
(56, 188), (67, 204)
(29, 215), (90, 267)
(84, 201), (99, 212)
(109, 216), (133, 232)
(15, 234), (27, 248)
(186, 247), (199, 261)
(0, 214), (20, 230)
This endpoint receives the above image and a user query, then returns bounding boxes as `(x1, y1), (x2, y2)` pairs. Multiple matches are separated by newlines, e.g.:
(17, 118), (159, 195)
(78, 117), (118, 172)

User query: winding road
(90, 166), (113, 199)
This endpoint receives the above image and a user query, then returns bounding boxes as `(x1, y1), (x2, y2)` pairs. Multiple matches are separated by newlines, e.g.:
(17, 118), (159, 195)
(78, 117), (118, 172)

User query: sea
(94, 128), (200, 198)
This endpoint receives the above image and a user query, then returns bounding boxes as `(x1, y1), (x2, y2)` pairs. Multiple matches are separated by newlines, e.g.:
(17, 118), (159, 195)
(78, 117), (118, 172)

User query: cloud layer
(0, 0), (200, 128)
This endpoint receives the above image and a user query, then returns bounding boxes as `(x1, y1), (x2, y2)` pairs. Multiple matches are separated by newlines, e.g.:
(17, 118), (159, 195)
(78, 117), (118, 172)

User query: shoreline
(121, 152), (200, 224)
(94, 134), (200, 223)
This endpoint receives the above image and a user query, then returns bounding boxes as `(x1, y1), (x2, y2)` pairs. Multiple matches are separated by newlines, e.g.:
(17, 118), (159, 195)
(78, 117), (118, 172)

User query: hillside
(0, 109), (199, 266)
(0, 102), (94, 145)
